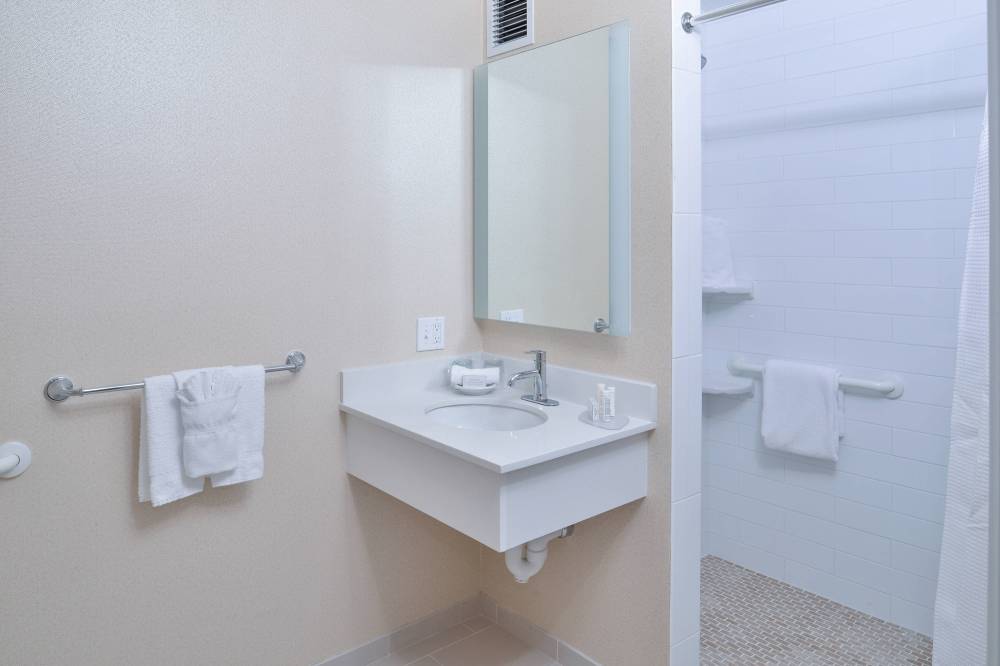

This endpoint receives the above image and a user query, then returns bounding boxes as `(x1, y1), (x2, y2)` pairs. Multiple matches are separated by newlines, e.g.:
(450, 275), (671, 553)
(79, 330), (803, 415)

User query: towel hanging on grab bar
(727, 357), (903, 399)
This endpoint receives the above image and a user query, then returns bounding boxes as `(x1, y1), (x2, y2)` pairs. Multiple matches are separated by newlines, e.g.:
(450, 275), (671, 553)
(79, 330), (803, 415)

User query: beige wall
(478, 1), (674, 665)
(0, 2), (485, 664)
(2, 2), (674, 665)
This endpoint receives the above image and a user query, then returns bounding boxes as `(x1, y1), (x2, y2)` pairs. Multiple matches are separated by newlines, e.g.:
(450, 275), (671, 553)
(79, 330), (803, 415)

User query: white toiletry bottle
(600, 386), (612, 423)
(606, 386), (616, 419)
(596, 383), (606, 422)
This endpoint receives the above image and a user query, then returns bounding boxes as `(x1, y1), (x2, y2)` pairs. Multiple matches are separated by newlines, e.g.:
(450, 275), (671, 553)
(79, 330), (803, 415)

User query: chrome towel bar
(728, 357), (904, 399)
(44, 350), (305, 402)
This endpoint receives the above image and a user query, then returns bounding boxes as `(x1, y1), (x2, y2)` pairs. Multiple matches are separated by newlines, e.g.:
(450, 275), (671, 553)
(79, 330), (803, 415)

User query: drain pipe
(504, 526), (575, 583)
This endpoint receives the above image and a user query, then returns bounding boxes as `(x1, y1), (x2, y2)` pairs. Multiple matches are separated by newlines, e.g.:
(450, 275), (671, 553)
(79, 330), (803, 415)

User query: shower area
(686, 0), (991, 663)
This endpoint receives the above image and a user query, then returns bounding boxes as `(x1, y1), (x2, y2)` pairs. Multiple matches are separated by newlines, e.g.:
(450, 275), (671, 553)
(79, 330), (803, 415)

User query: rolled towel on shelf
(702, 215), (737, 290)
(761, 359), (844, 462)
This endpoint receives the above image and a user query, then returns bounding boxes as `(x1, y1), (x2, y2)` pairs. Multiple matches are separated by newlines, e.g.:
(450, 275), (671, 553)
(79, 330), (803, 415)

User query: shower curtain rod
(682, 0), (787, 33)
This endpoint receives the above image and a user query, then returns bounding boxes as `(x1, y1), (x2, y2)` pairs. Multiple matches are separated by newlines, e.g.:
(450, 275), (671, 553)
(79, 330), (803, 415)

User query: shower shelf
(702, 375), (754, 397)
(703, 282), (754, 297)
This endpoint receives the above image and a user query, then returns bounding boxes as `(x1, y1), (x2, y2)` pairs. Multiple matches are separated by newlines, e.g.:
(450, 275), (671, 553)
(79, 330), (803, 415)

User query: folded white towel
(139, 365), (265, 506)
(703, 215), (737, 289)
(761, 359), (844, 462)
(449, 366), (500, 388)
(138, 374), (205, 507)
(205, 365), (265, 489)
(175, 369), (241, 479)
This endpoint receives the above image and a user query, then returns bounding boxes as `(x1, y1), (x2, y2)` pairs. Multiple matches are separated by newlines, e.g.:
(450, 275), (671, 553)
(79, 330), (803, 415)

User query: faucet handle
(525, 349), (546, 368)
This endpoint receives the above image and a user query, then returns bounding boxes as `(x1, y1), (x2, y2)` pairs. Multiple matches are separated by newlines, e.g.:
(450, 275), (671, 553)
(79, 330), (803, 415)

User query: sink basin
(425, 401), (547, 431)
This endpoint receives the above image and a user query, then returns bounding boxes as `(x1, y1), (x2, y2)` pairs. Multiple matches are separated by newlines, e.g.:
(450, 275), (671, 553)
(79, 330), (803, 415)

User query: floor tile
(433, 625), (556, 666)
(701, 555), (933, 665)
(463, 616), (494, 632)
(371, 624), (472, 666)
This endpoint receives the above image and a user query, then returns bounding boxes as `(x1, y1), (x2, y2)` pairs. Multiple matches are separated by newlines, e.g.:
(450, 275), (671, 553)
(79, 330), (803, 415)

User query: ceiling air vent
(487, 0), (534, 57)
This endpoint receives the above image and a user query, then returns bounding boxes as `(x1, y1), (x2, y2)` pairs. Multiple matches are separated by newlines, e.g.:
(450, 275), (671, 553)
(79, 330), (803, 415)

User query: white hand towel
(138, 374), (205, 506)
(702, 215), (737, 289)
(139, 365), (265, 505)
(449, 366), (500, 388)
(761, 359), (844, 462)
(175, 369), (241, 478)
(206, 365), (265, 488)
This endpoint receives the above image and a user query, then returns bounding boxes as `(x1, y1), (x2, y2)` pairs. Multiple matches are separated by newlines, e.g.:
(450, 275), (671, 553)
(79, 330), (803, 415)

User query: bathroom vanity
(340, 354), (656, 553)
(339, 22), (648, 576)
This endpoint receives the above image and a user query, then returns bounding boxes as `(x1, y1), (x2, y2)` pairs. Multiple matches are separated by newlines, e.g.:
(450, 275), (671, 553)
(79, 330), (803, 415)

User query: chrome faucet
(507, 350), (559, 406)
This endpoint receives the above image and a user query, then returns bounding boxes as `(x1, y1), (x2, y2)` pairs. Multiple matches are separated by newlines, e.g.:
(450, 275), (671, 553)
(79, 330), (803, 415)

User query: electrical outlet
(416, 316), (445, 351)
(499, 308), (525, 322)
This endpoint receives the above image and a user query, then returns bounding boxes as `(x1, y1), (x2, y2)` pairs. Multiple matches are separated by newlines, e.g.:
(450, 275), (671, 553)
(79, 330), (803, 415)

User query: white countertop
(340, 354), (657, 474)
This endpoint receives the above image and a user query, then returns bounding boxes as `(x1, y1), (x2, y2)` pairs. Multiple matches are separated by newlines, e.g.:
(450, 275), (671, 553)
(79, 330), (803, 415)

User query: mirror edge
(473, 64), (489, 320)
(608, 20), (631, 337)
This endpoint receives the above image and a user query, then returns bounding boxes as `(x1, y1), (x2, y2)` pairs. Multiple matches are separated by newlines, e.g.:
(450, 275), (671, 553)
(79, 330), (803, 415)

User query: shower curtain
(932, 106), (991, 665)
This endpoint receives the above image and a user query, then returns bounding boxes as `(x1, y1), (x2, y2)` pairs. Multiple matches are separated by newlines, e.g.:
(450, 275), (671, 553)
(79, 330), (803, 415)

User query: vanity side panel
(346, 418), (503, 550)
(499, 434), (648, 551)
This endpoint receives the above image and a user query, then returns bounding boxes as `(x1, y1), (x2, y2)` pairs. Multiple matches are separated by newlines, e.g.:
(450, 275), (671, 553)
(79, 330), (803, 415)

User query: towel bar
(44, 351), (305, 402)
(728, 357), (903, 399)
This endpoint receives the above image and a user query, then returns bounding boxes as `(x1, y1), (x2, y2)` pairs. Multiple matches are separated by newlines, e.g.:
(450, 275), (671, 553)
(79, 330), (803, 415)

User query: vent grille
(487, 0), (533, 57)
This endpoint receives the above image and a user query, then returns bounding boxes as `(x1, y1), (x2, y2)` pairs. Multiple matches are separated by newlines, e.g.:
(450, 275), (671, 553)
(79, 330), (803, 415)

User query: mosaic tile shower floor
(701, 556), (933, 665)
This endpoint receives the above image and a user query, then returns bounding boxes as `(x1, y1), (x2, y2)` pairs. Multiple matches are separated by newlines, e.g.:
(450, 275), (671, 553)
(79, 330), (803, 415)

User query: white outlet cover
(417, 316), (445, 352)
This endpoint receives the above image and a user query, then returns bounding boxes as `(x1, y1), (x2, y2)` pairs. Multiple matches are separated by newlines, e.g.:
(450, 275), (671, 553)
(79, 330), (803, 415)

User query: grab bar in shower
(43, 350), (306, 402)
(728, 358), (904, 399)
(682, 0), (787, 33)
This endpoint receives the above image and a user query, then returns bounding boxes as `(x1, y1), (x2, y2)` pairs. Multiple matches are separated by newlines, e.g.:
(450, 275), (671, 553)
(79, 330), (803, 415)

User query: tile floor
(701, 555), (933, 665)
(368, 615), (555, 666)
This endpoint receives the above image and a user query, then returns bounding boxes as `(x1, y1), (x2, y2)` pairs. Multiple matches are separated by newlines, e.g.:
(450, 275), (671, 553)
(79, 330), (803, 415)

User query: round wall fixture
(0, 441), (32, 479)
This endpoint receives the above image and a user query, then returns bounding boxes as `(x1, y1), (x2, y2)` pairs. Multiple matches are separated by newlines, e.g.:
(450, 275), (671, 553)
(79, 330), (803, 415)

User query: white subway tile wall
(699, 0), (987, 638)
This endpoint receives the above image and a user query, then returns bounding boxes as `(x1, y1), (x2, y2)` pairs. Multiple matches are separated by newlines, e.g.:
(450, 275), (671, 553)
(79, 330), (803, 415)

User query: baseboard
(317, 596), (480, 666)
(480, 592), (602, 666)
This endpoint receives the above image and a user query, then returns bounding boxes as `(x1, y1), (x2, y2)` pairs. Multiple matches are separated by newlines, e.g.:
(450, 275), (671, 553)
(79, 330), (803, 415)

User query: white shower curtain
(932, 106), (991, 665)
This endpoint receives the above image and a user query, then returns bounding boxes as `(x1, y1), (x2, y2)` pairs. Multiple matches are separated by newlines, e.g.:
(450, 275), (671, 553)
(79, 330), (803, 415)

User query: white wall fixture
(340, 354), (656, 567)
(416, 317), (445, 352)
(0, 441), (32, 479)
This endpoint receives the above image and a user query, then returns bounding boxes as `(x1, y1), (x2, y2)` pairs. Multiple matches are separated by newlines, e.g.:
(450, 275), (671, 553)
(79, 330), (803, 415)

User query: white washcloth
(449, 365), (500, 388)
(703, 215), (737, 288)
(138, 374), (205, 506)
(139, 365), (265, 506)
(176, 369), (241, 479)
(761, 359), (843, 462)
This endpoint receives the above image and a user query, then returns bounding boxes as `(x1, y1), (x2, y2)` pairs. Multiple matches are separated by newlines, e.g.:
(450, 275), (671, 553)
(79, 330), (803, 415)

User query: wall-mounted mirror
(474, 22), (631, 336)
